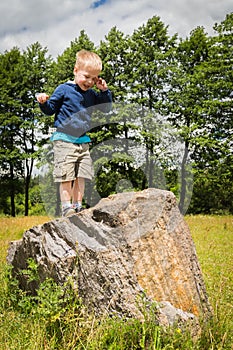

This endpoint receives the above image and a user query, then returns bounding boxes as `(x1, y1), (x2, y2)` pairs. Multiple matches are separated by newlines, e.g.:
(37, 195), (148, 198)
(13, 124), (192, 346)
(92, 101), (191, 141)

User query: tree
(1, 13), (232, 216)
(127, 16), (179, 193)
(0, 43), (52, 216)
(95, 153), (147, 198)
(0, 48), (24, 216)
(51, 30), (96, 86)
(98, 27), (130, 102)
(187, 13), (233, 213)
(87, 29), (137, 204)
(188, 155), (233, 214)
(165, 13), (233, 213)
(128, 16), (177, 109)
(20, 42), (53, 215)
(164, 26), (212, 213)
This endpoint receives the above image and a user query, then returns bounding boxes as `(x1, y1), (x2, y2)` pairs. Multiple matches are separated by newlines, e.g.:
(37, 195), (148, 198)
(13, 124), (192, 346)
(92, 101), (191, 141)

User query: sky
(0, 0), (232, 58)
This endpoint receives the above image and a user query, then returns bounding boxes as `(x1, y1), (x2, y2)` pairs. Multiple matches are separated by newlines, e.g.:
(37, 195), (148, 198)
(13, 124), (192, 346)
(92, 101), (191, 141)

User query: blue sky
(0, 0), (232, 57)
(91, 0), (108, 9)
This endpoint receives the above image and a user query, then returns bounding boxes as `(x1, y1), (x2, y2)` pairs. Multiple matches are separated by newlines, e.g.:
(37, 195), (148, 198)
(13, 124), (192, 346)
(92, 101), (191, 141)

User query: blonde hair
(75, 49), (102, 71)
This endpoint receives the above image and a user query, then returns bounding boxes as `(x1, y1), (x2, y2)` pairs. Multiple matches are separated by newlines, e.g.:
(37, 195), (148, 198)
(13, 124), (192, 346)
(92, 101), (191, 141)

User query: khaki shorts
(53, 140), (94, 182)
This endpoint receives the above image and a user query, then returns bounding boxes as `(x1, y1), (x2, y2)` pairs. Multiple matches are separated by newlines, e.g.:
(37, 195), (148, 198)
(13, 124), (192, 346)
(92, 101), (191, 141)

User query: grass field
(0, 214), (232, 349)
(186, 215), (233, 349)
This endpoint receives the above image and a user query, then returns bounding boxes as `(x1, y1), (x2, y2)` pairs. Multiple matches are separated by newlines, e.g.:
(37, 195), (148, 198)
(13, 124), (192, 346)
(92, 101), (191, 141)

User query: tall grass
(186, 215), (233, 349)
(0, 215), (232, 349)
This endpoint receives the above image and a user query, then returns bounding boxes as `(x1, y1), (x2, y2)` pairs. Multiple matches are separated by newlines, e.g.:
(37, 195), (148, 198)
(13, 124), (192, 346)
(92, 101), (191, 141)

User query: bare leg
(60, 181), (73, 202)
(59, 181), (77, 216)
(72, 177), (85, 204)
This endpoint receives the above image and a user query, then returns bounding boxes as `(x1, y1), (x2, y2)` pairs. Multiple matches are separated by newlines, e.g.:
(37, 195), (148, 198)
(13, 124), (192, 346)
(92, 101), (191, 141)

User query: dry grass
(0, 216), (50, 264)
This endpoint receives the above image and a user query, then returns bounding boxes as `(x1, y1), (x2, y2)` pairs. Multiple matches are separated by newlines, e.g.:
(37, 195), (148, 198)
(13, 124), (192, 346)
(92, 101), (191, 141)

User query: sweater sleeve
(39, 85), (64, 116)
(95, 89), (112, 113)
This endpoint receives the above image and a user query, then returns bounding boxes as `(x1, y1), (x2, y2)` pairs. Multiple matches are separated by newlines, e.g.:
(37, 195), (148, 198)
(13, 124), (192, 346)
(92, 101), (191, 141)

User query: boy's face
(74, 65), (100, 91)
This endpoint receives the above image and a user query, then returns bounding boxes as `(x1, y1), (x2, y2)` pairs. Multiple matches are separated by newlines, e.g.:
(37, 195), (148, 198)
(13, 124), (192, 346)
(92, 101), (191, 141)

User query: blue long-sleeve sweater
(39, 81), (112, 138)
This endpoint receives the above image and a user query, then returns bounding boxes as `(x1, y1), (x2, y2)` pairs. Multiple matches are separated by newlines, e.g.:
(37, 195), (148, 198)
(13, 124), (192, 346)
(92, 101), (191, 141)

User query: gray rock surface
(7, 188), (212, 327)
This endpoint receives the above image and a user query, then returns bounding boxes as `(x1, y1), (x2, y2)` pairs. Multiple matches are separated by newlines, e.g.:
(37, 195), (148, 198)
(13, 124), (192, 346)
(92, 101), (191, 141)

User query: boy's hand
(96, 77), (108, 91)
(36, 93), (49, 104)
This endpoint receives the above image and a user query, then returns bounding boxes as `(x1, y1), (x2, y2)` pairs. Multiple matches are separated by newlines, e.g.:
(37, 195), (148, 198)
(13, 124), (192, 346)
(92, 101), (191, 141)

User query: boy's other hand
(36, 93), (49, 104)
(96, 77), (108, 91)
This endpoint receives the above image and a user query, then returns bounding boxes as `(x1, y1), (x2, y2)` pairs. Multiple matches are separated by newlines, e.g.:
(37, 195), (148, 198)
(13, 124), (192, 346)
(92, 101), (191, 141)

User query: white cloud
(0, 0), (232, 57)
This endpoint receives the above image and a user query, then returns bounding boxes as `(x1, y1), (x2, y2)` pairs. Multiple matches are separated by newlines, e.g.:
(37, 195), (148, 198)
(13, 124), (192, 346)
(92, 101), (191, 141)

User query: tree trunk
(24, 158), (34, 216)
(179, 141), (189, 214)
(10, 163), (16, 217)
(24, 175), (30, 216)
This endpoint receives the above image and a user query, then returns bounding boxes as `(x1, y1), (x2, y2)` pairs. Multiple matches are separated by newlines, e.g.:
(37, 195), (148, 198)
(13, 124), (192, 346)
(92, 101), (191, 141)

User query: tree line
(0, 13), (232, 217)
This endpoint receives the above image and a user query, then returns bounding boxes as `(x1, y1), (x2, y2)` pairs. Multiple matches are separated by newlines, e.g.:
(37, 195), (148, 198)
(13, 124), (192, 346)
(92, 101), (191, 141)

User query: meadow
(0, 215), (232, 349)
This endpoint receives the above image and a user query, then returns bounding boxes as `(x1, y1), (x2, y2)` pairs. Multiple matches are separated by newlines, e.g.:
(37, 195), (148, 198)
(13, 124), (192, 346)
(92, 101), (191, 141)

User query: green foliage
(6, 259), (83, 325)
(52, 30), (96, 86)
(188, 162), (233, 214)
(129, 16), (177, 109)
(0, 43), (53, 216)
(0, 13), (232, 216)
(99, 27), (131, 101)
(1, 261), (195, 349)
(95, 153), (147, 198)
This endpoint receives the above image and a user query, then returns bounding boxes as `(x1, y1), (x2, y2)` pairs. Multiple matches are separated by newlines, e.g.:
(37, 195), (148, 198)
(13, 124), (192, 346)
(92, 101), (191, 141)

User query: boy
(37, 50), (112, 217)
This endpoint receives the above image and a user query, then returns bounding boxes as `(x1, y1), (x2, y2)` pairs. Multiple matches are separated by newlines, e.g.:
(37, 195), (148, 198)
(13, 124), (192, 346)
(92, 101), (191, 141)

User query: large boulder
(7, 188), (212, 326)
